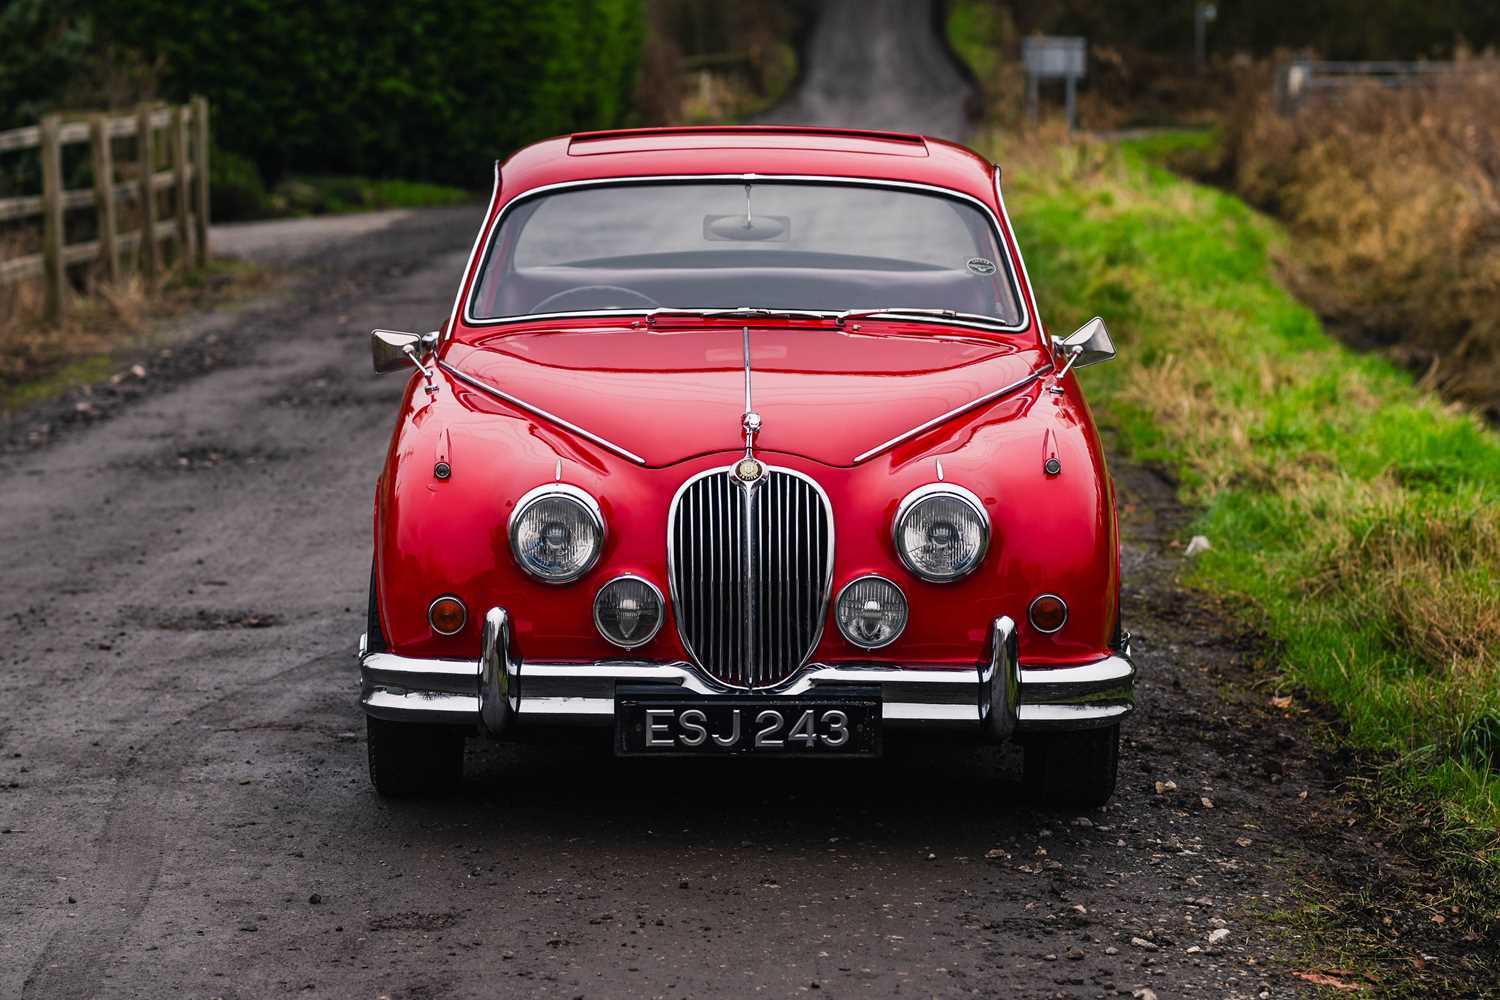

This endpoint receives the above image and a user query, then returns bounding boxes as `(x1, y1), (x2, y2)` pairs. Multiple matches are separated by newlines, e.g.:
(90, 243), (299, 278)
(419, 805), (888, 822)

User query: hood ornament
(736, 326), (765, 483)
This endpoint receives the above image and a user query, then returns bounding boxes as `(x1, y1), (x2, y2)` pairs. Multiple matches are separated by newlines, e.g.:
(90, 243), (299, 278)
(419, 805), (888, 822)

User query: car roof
(495, 125), (1000, 206)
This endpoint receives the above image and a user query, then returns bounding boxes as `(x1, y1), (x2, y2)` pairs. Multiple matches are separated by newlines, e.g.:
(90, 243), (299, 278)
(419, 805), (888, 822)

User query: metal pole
(1064, 76), (1077, 133)
(1026, 72), (1038, 125)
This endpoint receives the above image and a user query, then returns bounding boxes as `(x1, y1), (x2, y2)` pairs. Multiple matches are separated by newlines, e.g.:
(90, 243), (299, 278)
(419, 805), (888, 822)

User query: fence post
(40, 114), (65, 323)
(136, 104), (160, 289)
(191, 96), (210, 265)
(90, 114), (121, 283)
(172, 104), (192, 262)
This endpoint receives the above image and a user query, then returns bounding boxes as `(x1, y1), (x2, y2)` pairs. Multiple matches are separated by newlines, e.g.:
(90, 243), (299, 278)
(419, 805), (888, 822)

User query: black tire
(366, 716), (465, 797)
(1023, 724), (1120, 809)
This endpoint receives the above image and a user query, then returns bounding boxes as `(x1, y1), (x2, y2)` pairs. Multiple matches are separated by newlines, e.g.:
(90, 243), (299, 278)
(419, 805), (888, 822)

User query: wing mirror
(371, 329), (440, 394)
(1051, 317), (1115, 375)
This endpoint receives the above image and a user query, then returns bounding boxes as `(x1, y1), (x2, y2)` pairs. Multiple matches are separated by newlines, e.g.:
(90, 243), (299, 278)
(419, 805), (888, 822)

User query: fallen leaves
(1290, 970), (1368, 992)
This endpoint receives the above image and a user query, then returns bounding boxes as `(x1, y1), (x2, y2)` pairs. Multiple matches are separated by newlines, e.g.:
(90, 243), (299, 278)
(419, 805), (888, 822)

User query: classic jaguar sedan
(360, 125), (1134, 805)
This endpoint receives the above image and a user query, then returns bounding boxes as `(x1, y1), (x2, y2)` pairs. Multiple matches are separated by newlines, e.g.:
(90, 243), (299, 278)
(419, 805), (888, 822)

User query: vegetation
(1202, 63), (1500, 420)
(0, 259), (274, 411)
(3, 1), (644, 216)
(996, 135), (1500, 908)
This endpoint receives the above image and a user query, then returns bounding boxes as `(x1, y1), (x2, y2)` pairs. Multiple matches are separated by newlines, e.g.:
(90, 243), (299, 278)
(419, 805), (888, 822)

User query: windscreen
(469, 180), (1024, 325)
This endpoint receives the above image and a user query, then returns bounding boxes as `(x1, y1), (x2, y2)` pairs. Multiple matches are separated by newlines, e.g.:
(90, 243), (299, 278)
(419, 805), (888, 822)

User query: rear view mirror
(1052, 316), (1116, 371)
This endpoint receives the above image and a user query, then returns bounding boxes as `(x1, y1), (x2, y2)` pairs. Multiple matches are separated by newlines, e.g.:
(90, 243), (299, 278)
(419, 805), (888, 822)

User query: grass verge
(1, 259), (276, 413)
(992, 134), (1500, 950)
(264, 175), (472, 217)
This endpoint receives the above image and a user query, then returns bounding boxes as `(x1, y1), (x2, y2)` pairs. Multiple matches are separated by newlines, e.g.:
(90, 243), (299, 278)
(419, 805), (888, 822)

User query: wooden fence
(0, 98), (210, 322)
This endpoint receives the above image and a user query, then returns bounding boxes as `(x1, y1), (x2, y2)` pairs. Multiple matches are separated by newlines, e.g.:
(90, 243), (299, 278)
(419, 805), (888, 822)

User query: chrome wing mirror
(371, 329), (440, 394)
(1051, 317), (1115, 378)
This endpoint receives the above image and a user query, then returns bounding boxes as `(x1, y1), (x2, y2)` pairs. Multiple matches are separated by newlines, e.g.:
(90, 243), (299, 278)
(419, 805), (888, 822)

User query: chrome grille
(668, 467), (833, 689)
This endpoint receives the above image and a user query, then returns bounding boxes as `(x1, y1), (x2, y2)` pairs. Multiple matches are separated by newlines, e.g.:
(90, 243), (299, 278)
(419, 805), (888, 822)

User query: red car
(361, 125), (1133, 805)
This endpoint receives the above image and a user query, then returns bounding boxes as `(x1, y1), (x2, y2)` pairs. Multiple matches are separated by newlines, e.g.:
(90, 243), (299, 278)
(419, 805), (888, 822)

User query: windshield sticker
(966, 257), (997, 275)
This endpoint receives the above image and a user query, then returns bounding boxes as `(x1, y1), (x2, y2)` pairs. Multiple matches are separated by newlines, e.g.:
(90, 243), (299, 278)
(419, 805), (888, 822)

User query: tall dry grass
(1227, 60), (1500, 420)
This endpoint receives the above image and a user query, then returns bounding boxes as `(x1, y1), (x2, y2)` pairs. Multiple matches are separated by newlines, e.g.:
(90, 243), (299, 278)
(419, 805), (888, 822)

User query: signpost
(1022, 36), (1087, 132)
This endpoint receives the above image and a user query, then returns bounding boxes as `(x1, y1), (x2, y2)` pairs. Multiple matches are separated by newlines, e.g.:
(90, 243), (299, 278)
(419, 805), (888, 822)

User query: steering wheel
(532, 285), (660, 313)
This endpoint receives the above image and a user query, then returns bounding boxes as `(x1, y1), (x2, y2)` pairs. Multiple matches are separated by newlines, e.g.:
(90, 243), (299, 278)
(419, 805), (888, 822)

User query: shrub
(1224, 61), (1500, 420)
(88, 0), (645, 188)
(209, 146), (268, 222)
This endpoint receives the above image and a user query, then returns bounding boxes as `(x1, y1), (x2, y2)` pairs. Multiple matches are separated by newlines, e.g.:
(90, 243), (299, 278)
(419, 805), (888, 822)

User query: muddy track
(0, 2), (1487, 997)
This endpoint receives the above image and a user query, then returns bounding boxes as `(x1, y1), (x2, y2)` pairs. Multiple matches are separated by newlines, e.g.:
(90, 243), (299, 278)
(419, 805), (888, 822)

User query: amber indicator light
(428, 596), (468, 636)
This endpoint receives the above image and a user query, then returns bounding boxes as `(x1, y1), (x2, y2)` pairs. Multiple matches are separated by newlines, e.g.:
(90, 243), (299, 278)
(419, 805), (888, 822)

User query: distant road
(757, 0), (973, 139)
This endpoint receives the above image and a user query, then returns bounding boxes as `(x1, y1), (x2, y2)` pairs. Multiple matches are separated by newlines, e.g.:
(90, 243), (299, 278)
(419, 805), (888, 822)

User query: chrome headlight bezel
(891, 483), (990, 583)
(834, 574), (909, 649)
(593, 574), (665, 649)
(507, 483), (605, 584)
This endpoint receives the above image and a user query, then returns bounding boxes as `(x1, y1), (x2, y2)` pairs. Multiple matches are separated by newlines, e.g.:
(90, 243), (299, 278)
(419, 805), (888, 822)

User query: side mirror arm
(371, 329), (441, 395)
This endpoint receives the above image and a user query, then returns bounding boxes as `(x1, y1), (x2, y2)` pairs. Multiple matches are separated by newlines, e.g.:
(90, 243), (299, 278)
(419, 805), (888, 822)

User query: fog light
(835, 576), (908, 649)
(1028, 593), (1068, 634)
(593, 575), (664, 649)
(428, 595), (467, 635)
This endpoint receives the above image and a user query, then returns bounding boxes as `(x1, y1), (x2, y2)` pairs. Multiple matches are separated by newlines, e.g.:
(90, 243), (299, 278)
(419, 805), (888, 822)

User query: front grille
(668, 467), (833, 689)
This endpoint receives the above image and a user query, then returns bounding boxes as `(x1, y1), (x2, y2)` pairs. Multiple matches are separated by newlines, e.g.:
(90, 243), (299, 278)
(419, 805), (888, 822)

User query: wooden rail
(0, 99), (210, 322)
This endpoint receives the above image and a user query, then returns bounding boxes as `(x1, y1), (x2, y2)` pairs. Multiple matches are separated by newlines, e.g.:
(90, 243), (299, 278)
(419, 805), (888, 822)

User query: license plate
(615, 696), (880, 757)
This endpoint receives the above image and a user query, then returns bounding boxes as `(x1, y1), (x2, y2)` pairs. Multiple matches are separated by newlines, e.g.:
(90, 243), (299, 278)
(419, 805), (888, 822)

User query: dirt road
(0, 3), (1470, 998)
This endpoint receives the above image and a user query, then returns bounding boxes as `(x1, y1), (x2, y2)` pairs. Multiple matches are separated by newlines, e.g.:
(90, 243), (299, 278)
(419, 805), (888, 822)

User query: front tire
(1023, 724), (1120, 808)
(366, 716), (465, 797)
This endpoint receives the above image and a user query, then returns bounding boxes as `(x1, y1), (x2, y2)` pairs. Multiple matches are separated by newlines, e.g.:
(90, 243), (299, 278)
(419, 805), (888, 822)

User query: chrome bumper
(359, 609), (1135, 738)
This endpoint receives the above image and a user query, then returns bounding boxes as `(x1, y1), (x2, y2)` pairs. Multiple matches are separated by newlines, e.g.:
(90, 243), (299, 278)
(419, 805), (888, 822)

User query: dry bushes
(1228, 61), (1500, 419)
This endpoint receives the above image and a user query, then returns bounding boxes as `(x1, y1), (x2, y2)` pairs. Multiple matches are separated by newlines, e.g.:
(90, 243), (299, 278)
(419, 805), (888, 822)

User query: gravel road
(0, 3), (1482, 998)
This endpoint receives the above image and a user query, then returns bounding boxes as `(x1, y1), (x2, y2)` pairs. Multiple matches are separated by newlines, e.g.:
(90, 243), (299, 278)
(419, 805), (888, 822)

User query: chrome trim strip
(891, 483), (991, 581)
(994, 164), (1044, 344)
(445, 163), (502, 343)
(460, 173), (1030, 334)
(592, 574), (666, 650)
(1016, 703), (1131, 728)
(851, 371), (1044, 464)
(438, 360), (647, 465)
(362, 689), (479, 726)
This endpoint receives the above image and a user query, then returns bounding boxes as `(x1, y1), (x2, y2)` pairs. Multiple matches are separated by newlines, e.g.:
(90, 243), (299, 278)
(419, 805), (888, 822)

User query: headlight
(508, 484), (604, 584)
(594, 575), (664, 648)
(835, 575), (908, 649)
(892, 484), (989, 582)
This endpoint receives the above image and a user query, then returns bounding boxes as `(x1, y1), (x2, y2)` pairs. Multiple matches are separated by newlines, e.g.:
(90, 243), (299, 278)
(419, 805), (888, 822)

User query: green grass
(999, 138), (1500, 902)
(944, 0), (1006, 84)
(267, 175), (472, 217)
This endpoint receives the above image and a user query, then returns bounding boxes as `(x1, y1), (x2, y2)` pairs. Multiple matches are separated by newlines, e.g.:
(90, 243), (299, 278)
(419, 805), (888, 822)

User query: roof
(495, 125), (999, 207)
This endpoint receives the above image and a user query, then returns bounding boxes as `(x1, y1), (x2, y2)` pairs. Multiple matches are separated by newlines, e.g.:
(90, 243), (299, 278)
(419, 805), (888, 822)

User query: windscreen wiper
(835, 307), (1010, 329)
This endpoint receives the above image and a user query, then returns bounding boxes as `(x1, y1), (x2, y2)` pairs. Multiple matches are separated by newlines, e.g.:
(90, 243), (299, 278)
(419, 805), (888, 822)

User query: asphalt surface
(0, 3), (1463, 998)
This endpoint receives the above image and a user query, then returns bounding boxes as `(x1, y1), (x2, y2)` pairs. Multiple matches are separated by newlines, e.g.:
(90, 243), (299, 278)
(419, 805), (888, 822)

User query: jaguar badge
(735, 457), (764, 482)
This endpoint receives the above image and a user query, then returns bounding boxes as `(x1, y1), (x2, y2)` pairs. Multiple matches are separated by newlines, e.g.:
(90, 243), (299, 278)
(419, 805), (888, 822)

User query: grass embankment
(0, 260), (274, 412)
(997, 136), (1500, 904)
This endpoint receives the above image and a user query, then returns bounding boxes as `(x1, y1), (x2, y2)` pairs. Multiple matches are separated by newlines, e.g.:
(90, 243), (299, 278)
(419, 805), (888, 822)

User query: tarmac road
(0, 2), (1459, 998)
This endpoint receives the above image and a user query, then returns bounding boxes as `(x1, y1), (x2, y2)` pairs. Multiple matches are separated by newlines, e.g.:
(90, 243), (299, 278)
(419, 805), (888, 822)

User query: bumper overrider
(359, 610), (1135, 739)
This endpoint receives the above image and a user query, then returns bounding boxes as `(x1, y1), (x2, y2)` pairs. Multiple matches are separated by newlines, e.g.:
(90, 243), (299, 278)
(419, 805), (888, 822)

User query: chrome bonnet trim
(851, 370), (1046, 464)
(437, 360), (647, 465)
(460, 173), (1031, 334)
